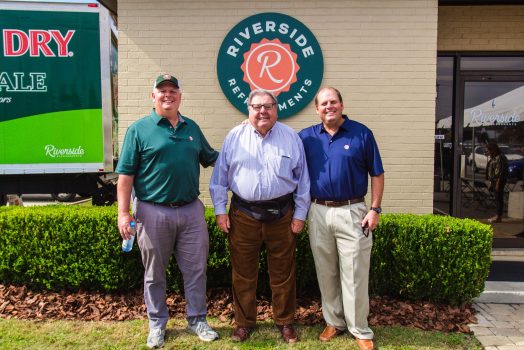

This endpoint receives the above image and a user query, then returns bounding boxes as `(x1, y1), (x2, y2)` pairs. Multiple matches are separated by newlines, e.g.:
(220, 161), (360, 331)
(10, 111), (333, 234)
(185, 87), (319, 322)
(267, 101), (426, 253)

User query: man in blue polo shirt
(299, 87), (384, 350)
(116, 74), (219, 348)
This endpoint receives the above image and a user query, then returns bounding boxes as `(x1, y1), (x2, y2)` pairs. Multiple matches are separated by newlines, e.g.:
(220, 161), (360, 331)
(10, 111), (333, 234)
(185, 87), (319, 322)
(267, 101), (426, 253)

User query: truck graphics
(0, 6), (110, 170)
(3, 29), (75, 57)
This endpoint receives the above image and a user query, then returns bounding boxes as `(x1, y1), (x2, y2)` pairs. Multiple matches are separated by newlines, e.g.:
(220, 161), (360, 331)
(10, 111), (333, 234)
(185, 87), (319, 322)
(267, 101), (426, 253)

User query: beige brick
(119, 0), (438, 212)
(439, 6), (524, 51)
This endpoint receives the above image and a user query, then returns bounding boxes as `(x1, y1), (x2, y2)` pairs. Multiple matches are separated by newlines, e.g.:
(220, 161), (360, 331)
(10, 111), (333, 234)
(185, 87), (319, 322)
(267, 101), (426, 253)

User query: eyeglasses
(250, 103), (276, 111)
(362, 223), (370, 238)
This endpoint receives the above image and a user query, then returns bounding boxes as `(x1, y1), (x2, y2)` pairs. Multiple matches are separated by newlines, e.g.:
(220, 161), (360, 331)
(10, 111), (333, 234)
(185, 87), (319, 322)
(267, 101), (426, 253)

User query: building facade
(118, 0), (524, 242)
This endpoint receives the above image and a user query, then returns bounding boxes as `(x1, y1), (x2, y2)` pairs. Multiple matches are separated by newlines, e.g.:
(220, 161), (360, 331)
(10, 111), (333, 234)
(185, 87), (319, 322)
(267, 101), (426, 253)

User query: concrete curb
(474, 282), (524, 304)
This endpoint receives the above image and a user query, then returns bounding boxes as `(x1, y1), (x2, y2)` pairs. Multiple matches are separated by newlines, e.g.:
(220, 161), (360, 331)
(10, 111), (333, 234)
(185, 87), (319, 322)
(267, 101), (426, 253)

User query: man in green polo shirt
(116, 74), (219, 349)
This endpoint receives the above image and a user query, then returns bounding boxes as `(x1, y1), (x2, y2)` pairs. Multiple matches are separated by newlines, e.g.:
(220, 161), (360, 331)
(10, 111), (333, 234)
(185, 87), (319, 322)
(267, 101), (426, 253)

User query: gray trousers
(136, 199), (209, 330)
(308, 202), (374, 340)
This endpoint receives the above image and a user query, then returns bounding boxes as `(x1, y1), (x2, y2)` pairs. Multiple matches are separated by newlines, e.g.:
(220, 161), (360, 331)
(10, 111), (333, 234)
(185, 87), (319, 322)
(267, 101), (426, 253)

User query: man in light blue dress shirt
(210, 89), (310, 344)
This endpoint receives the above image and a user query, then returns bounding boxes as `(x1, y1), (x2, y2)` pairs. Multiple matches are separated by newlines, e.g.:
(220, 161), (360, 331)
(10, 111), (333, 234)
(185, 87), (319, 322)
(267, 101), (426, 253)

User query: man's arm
(291, 134), (311, 234)
(362, 173), (384, 231)
(197, 124), (219, 168)
(209, 135), (232, 233)
(117, 174), (135, 240)
(210, 158), (230, 234)
(370, 173), (384, 209)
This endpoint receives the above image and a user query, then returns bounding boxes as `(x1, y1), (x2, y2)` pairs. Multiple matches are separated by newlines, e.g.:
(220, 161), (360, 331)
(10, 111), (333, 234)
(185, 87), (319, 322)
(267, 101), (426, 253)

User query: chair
(461, 178), (496, 210)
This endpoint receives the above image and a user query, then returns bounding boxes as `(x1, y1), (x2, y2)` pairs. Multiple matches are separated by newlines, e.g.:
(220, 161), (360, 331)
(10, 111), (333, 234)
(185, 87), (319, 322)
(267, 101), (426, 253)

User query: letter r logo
(241, 38), (300, 96)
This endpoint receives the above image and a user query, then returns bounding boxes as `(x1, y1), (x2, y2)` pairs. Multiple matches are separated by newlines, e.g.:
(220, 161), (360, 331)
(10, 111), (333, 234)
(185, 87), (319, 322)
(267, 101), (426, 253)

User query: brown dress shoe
(319, 325), (344, 342)
(356, 338), (376, 350)
(231, 327), (252, 342)
(277, 324), (299, 343)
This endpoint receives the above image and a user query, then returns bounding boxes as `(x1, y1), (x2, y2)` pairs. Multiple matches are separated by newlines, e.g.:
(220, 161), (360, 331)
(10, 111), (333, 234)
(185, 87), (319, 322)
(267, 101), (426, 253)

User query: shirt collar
(320, 114), (350, 134)
(151, 108), (185, 125)
(249, 121), (277, 138)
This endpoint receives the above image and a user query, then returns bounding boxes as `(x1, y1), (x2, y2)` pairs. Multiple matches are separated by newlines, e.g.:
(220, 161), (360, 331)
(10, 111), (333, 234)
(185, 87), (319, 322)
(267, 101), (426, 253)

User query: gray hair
(247, 89), (278, 106)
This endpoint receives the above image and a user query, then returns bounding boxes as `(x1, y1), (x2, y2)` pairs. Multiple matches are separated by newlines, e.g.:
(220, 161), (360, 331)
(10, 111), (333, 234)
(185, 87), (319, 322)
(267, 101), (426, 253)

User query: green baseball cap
(154, 74), (180, 89)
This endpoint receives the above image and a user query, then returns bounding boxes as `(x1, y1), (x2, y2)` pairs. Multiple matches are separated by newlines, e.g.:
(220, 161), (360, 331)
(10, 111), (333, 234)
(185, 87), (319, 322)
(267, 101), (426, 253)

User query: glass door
(456, 78), (524, 234)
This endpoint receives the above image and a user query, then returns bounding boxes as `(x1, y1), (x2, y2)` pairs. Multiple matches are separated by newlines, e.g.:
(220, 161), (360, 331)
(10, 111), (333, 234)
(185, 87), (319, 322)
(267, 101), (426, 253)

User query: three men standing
(210, 89), (310, 343)
(116, 74), (219, 348)
(299, 87), (385, 350)
(117, 80), (383, 350)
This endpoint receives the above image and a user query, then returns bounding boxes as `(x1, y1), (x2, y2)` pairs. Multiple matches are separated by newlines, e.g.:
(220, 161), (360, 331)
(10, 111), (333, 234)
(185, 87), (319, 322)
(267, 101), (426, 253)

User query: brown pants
(228, 205), (296, 327)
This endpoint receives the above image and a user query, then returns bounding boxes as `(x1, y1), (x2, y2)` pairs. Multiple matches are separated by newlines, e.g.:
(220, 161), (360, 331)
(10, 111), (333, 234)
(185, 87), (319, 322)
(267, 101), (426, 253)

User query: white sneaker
(187, 321), (219, 342)
(147, 328), (165, 349)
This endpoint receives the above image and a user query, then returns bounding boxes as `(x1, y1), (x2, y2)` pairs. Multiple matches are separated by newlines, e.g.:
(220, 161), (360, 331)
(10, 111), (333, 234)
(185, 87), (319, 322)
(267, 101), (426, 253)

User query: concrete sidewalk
(470, 302), (524, 350)
(468, 248), (524, 349)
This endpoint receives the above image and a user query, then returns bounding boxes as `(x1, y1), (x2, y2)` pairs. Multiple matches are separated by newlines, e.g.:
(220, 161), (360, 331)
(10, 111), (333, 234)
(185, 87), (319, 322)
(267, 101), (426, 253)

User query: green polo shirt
(116, 109), (218, 203)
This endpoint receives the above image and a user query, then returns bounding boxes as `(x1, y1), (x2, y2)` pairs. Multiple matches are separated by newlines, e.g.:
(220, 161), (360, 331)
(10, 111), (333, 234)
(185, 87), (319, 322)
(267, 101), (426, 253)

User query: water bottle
(122, 221), (136, 252)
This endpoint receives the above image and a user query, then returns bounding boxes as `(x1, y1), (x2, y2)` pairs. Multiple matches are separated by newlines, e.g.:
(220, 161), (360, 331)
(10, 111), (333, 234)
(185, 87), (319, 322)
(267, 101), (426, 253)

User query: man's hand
(291, 219), (305, 235)
(361, 210), (380, 232)
(216, 214), (230, 234)
(118, 212), (134, 240)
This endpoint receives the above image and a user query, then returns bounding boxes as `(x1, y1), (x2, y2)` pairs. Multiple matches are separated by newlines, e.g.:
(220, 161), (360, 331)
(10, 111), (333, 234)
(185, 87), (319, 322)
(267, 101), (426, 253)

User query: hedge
(0, 205), (492, 305)
(370, 214), (492, 305)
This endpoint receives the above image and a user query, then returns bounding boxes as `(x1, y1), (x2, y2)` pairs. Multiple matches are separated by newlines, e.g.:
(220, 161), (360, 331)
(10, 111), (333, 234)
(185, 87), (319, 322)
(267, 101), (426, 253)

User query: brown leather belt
(312, 197), (365, 207)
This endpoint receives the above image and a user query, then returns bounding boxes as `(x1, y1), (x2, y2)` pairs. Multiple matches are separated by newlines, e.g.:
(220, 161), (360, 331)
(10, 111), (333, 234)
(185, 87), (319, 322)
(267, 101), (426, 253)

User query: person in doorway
(299, 87), (384, 350)
(116, 74), (219, 348)
(486, 142), (508, 223)
(209, 89), (310, 344)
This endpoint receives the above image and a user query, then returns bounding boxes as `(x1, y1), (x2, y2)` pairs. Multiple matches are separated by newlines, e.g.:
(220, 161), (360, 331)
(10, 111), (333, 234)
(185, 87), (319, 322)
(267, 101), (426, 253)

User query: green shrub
(0, 206), (492, 304)
(0, 205), (141, 291)
(370, 214), (492, 305)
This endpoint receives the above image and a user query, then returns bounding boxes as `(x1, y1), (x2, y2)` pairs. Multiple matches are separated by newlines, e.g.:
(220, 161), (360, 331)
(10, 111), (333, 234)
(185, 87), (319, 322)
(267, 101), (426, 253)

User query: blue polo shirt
(116, 109), (218, 203)
(299, 115), (384, 201)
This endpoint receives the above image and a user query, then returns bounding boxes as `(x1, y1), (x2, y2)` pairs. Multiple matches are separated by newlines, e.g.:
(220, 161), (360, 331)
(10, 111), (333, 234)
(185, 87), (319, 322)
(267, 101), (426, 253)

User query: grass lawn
(0, 318), (481, 350)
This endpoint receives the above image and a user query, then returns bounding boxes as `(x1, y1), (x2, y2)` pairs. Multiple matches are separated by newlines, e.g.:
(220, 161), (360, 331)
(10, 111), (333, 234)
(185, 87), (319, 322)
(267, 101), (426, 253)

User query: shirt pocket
(269, 153), (293, 178)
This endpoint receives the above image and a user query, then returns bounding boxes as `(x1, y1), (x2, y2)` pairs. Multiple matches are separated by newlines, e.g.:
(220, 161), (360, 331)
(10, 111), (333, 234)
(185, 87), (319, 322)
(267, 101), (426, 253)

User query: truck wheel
(51, 193), (77, 202)
(91, 184), (116, 206)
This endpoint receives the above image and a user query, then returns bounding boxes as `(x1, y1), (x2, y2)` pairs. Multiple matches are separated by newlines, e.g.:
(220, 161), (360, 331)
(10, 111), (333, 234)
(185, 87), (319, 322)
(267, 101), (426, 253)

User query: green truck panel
(0, 1), (112, 172)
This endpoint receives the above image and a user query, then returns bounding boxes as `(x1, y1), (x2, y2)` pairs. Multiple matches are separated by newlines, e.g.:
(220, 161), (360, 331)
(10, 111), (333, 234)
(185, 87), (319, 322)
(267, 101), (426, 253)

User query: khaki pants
(308, 202), (374, 340)
(228, 206), (296, 327)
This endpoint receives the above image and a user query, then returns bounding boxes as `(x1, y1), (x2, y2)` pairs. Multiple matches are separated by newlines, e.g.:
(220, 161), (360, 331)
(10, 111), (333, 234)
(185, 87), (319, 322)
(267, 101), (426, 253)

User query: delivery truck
(0, 0), (118, 205)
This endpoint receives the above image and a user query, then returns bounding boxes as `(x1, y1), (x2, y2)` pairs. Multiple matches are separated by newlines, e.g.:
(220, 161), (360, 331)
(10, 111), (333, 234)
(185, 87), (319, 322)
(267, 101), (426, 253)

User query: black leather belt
(312, 197), (365, 207)
(143, 200), (193, 208)
(232, 193), (294, 222)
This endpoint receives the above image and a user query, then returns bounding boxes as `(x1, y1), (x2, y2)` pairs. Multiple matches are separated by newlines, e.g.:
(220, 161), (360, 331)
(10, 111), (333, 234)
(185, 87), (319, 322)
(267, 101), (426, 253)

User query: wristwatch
(370, 207), (382, 214)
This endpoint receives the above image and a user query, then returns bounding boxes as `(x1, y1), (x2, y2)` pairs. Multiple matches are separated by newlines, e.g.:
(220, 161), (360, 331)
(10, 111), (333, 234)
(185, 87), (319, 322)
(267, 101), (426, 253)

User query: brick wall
(438, 6), (524, 51)
(118, 0), (439, 213)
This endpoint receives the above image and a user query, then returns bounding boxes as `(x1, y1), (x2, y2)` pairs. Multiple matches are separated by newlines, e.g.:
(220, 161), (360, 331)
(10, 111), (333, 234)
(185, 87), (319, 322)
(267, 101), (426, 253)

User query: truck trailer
(0, 0), (118, 205)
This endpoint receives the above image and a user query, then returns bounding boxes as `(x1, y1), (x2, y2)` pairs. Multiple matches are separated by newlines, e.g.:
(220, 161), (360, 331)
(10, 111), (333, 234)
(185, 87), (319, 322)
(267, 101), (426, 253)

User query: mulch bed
(0, 284), (476, 333)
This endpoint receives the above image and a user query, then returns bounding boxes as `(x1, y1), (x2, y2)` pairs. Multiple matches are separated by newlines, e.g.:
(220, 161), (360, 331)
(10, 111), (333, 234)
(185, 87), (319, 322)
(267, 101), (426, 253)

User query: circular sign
(217, 13), (324, 119)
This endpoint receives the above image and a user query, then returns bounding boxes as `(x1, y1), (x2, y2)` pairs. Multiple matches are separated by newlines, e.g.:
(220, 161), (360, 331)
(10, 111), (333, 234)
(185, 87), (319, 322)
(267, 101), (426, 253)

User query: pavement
(469, 248), (524, 349)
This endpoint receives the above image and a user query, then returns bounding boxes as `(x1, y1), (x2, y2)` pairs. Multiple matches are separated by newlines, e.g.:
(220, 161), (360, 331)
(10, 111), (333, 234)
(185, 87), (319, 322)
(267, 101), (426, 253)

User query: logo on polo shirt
(217, 13), (324, 119)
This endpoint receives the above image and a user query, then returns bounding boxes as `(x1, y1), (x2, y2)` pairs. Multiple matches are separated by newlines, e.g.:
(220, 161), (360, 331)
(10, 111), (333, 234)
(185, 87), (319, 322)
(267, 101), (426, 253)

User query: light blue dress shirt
(210, 121), (311, 220)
